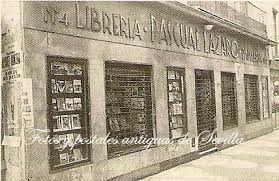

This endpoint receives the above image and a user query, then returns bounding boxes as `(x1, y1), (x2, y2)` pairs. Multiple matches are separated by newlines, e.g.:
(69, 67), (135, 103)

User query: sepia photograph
(1, 0), (279, 180)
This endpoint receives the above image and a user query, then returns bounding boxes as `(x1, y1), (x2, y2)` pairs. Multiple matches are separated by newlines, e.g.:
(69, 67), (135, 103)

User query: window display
(221, 72), (238, 129)
(262, 76), (269, 118)
(47, 57), (90, 170)
(167, 67), (187, 139)
(105, 62), (154, 158)
(244, 74), (260, 122)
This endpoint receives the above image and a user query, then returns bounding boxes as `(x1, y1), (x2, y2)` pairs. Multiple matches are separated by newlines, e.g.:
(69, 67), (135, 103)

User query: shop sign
(25, 2), (267, 64)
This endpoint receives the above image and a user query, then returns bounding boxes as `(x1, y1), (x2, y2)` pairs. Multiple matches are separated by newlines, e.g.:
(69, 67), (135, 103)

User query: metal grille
(105, 62), (153, 158)
(262, 76), (269, 118)
(244, 74), (260, 122)
(221, 72), (238, 130)
(195, 70), (216, 148)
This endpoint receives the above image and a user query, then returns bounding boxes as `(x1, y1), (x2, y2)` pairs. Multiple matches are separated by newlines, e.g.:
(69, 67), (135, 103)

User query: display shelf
(167, 67), (187, 140)
(47, 57), (91, 170)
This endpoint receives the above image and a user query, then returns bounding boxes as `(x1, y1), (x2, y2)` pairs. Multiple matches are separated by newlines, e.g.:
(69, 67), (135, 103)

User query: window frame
(166, 66), (187, 140)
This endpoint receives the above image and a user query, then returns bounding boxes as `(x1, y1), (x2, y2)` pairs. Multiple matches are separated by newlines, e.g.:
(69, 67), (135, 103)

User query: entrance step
(199, 147), (218, 156)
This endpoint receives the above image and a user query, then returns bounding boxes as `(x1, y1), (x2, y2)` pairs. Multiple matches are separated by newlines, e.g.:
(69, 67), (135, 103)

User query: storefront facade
(1, 1), (274, 180)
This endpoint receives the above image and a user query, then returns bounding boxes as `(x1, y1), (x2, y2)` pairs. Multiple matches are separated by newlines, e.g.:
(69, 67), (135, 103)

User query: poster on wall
(21, 79), (34, 128)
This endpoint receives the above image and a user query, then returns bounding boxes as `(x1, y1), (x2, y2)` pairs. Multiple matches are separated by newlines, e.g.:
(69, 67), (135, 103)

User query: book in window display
(138, 87), (146, 96)
(68, 150), (75, 162)
(57, 98), (66, 111)
(56, 80), (66, 93)
(61, 115), (71, 130)
(53, 135), (60, 149)
(66, 133), (75, 147)
(65, 98), (74, 111)
(58, 135), (67, 149)
(73, 80), (82, 93)
(73, 98), (82, 110)
(171, 128), (183, 139)
(52, 99), (58, 112)
(52, 62), (63, 75)
(168, 70), (176, 79)
(65, 80), (74, 93)
(118, 116), (130, 130)
(172, 82), (180, 91)
(109, 117), (120, 131)
(130, 98), (145, 109)
(73, 65), (82, 75)
(71, 114), (81, 129)
(52, 79), (58, 93)
(53, 116), (62, 131)
(170, 116), (183, 128)
(59, 153), (69, 164)
(73, 148), (82, 161)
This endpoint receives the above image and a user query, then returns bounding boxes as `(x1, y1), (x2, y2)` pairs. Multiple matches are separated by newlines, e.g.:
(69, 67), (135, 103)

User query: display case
(167, 67), (187, 139)
(47, 56), (91, 170)
(105, 62), (154, 158)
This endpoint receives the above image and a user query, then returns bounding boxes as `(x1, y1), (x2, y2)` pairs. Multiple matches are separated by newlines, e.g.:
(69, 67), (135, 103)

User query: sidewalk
(140, 130), (279, 181)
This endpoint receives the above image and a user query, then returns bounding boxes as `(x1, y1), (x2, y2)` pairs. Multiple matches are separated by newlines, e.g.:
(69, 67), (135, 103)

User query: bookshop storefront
(1, 1), (274, 181)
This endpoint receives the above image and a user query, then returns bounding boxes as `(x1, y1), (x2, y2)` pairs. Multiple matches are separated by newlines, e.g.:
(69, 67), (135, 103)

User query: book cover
(53, 116), (61, 131)
(56, 80), (66, 93)
(172, 103), (183, 115)
(52, 62), (63, 75)
(68, 64), (75, 75)
(73, 148), (82, 161)
(68, 150), (75, 162)
(171, 128), (183, 139)
(138, 87), (145, 96)
(65, 80), (74, 93)
(52, 79), (58, 93)
(73, 80), (82, 93)
(118, 116), (129, 130)
(109, 117), (120, 131)
(60, 63), (69, 75)
(66, 133), (74, 147)
(65, 98), (74, 111)
(172, 82), (180, 91)
(59, 135), (67, 149)
(59, 153), (69, 164)
(73, 64), (82, 75)
(73, 133), (82, 144)
(168, 70), (175, 79)
(57, 98), (66, 111)
(132, 87), (138, 96)
(53, 135), (60, 149)
(71, 114), (81, 129)
(175, 71), (180, 79)
(169, 92), (174, 102)
(73, 98), (82, 110)
(52, 99), (58, 112)
(61, 115), (71, 130)
(137, 113), (146, 122)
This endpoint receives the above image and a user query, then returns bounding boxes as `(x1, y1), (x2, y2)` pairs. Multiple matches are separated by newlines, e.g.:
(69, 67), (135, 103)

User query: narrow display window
(47, 56), (91, 170)
(167, 67), (187, 139)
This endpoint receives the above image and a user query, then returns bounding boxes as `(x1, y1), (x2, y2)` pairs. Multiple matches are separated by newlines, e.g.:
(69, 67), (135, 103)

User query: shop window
(244, 74), (260, 122)
(167, 67), (187, 139)
(221, 72), (238, 130)
(262, 76), (269, 118)
(105, 62), (154, 158)
(47, 56), (91, 170)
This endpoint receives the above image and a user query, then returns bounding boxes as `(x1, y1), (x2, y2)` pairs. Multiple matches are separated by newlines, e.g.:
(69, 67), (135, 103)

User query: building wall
(19, 1), (274, 180)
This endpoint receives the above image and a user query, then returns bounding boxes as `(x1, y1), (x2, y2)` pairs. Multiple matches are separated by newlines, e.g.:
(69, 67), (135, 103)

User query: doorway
(195, 69), (216, 152)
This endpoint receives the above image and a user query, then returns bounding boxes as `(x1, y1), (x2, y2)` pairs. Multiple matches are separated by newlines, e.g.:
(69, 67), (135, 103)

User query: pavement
(140, 130), (279, 181)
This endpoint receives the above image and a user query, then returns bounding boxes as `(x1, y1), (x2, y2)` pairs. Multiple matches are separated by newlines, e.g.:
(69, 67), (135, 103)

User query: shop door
(195, 70), (216, 152)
